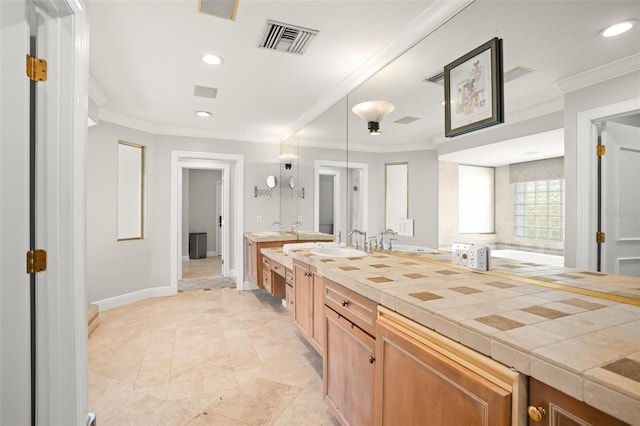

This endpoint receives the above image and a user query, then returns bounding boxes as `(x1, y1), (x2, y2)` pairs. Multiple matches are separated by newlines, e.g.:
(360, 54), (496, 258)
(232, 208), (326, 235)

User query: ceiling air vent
(504, 66), (534, 83)
(423, 70), (445, 86)
(259, 20), (319, 55)
(194, 85), (218, 99)
(394, 116), (420, 125)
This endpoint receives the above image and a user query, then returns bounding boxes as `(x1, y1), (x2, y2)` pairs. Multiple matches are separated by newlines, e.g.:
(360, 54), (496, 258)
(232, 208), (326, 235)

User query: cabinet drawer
(262, 267), (272, 293)
(262, 256), (271, 268)
(271, 260), (286, 278)
(285, 268), (293, 285)
(324, 279), (377, 336)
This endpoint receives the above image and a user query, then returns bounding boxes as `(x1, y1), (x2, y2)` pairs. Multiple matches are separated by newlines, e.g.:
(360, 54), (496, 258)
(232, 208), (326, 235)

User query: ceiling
(88, 0), (640, 162)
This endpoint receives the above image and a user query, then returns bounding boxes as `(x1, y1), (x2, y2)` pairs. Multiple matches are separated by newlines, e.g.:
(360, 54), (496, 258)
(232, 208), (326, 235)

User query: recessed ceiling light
(202, 54), (224, 65)
(601, 20), (636, 37)
(195, 111), (212, 117)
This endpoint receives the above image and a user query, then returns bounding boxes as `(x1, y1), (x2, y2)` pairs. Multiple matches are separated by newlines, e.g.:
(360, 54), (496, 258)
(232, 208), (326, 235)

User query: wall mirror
(385, 163), (408, 233)
(279, 134), (299, 230)
(117, 141), (144, 240)
(266, 174), (277, 189)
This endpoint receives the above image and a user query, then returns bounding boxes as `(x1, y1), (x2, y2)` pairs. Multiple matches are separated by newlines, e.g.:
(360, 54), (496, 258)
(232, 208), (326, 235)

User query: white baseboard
(243, 280), (259, 291)
(181, 255), (189, 261)
(207, 250), (218, 257)
(93, 286), (177, 312)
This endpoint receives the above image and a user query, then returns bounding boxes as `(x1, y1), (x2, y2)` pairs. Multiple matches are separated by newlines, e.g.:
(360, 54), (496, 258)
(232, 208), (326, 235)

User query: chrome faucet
(291, 221), (302, 233)
(272, 221), (283, 232)
(379, 228), (398, 251)
(334, 231), (342, 244)
(349, 229), (366, 250)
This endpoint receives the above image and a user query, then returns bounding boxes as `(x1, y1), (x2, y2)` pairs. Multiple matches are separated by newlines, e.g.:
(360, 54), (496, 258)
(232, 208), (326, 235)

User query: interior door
(602, 119), (640, 277)
(216, 179), (224, 275)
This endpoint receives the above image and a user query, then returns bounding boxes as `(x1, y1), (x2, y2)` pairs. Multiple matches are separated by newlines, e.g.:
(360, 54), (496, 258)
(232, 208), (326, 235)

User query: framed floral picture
(444, 37), (504, 137)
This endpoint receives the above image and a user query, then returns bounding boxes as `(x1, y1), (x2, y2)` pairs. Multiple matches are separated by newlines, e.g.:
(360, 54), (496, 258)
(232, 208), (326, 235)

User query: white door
(2, 0), (88, 423)
(602, 120), (640, 277)
(216, 179), (224, 275)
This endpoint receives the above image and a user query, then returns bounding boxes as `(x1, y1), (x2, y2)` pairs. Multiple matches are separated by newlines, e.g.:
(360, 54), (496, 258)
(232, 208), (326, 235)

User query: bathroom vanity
(260, 246), (639, 425)
(243, 231), (333, 292)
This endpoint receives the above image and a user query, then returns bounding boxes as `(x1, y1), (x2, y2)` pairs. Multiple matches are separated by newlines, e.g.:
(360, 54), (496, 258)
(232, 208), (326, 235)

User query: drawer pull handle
(527, 406), (546, 422)
(341, 300), (349, 307)
(368, 355), (375, 364)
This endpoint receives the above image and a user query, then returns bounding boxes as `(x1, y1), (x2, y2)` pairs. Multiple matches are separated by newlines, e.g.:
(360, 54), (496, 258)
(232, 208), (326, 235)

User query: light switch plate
(451, 242), (472, 266)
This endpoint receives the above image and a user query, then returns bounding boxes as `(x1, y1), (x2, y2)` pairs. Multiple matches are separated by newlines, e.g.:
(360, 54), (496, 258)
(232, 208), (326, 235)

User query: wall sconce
(278, 152), (298, 170)
(352, 100), (395, 135)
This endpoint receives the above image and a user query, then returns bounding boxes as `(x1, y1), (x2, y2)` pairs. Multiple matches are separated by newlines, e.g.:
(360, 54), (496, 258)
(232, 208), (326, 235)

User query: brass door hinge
(27, 249), (47, 274)
(597, 145), (606, 156)
(596, 232), (606, 244)
(26, 55), (47, 82)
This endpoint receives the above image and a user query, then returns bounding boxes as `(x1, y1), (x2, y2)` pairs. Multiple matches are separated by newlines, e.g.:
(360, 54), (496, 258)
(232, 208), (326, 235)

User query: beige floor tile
(89, 289), (335, 425)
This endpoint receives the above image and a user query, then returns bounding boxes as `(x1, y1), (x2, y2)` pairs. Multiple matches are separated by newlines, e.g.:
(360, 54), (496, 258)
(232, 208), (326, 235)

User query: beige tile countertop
(244, 231), (334, 243)
(261, 247), (293, 270)
(279, 248), (640, 425)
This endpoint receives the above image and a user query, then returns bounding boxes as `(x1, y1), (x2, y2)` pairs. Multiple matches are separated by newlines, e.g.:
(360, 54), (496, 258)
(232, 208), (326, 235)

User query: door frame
(1, 0), (89, 423)
(575, 98), (640, 270)
(170, 150), (244, 290)
(316, 168), (340, 234)
(314, 160), (369, 237)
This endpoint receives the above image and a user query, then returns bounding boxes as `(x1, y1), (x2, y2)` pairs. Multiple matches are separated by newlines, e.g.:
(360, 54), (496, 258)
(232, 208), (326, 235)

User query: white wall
(87, 122), (282, 303)
(563, 70), (640, 267)
(87, 123), (155, 303)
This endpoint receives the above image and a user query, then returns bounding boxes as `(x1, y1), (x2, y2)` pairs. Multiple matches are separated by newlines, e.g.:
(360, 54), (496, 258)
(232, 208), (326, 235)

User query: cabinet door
(244, 238), (256, 283)
(311, 272), (325, 353)
(376, 320), (511, 426)
(528, 378), (628, 426)
(293, 260), (313, 339)
(324, 306), (375, 426)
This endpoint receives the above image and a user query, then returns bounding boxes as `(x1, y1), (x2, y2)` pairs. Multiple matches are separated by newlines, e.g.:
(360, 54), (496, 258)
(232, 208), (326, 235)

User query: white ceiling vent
(394, 116), (420, 125)
(194, 85), (218, 99)
(424, 66), (534, 86)
(259, 20), (319, 55)
(423, 71), (445, 86)
(504, 66), (534, 83)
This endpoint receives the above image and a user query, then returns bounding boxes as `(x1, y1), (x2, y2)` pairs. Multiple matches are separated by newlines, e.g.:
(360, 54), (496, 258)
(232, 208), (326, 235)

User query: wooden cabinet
(323, 278), (378, 426)
(292, 259), (324, 353)
(375, 306), (521, 426)
(244, 238), (257, 284)
(263, 258), (285, 297)
(285, 267), (294, 312)
(528, 378), (628, 426)
(293, 260), (314, 343)
(244, 237), (289, 289)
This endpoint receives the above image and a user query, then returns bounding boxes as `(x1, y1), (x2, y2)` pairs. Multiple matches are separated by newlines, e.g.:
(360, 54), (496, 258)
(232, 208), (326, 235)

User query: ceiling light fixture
(351, 100), (395, 135)
(202, 54), (224, 65)
(601, 20), (636, 37)
(195, 111), (212, 117)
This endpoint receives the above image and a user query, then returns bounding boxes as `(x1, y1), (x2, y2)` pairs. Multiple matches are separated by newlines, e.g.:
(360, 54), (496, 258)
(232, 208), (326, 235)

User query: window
(459, 165), (494, 234)
(514, 179), (564, 241)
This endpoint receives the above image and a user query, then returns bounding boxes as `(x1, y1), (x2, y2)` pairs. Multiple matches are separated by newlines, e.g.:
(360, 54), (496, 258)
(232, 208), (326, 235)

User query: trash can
(188, 232), (207, 259)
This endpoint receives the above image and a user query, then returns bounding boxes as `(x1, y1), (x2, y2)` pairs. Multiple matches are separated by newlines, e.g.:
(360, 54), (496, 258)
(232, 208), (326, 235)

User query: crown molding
(88, 74), (109, 107)
(554, 52), (640, 93)
(98, 109), (280, 144)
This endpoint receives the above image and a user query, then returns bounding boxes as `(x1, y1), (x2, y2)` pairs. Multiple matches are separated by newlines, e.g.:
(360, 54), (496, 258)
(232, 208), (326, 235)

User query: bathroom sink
(311, 247), (368, 258)
(250, 231), (284, 236)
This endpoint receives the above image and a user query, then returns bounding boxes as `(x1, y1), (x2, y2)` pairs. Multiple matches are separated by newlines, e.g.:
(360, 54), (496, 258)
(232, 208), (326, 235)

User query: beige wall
(439, 161), (564, 254)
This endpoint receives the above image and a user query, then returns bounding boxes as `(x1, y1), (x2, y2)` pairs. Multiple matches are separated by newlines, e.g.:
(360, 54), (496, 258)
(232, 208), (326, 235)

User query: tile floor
(89, 288), (338, 425)
(182, 257), (222, 279)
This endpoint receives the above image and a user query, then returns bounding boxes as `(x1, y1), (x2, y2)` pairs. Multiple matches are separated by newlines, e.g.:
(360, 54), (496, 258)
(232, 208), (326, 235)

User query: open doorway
(170, 151), (245, 293)
(180, 169), (224, 282)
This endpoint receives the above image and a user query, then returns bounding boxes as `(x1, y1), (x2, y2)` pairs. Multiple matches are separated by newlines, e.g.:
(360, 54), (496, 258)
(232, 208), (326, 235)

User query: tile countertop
(261, 247), (293, 270)
(279, 248), (640, 425)
(244, 231), (334, 243)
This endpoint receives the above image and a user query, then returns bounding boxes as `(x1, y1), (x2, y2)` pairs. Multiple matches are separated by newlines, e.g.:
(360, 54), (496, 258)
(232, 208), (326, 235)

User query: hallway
(89, 289), (337, 425)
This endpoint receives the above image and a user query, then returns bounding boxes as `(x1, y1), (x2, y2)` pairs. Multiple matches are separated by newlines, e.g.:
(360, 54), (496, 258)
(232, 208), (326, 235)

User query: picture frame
(444, 37), (504, 137)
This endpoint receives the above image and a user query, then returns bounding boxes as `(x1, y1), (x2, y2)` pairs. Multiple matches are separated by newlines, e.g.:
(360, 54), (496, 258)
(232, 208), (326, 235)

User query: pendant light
(351, 100), (395, 135)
